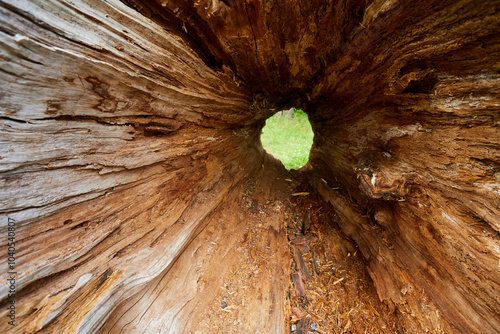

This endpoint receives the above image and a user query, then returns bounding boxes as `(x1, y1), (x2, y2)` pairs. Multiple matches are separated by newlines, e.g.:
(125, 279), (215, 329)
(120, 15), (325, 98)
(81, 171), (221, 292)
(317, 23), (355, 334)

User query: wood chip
(341, 319), (352, 334)
(227, 268), (239, 281)
(291, 192), (310, 196)
(313, 251), (320, 275)
(250, 248), (258, 261)
(313, 300), (323, 313)
(293, 246), (313, 281)
(292, 271), (306, 297)
(333, 277), (345, 285)
(304, 307), (323, 321)
(291, 235), (318, 246)
(291, 307), (304, 318)
(366, 302), (380, 317)
(296, 315), (312, 334)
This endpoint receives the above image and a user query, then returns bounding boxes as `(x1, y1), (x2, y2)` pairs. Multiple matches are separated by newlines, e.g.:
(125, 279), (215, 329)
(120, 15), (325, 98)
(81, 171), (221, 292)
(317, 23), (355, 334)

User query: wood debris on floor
(285, 174), (410, 334)
(195, 157), (291, 333)
(188, 164), (438, 333)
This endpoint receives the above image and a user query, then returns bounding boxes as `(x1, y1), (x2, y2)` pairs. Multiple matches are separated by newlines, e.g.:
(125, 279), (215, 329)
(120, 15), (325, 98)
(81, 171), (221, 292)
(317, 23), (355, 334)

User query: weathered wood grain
(0, 0), (258, 332)
(303, 2), (500, 332)
(0, 0), (499, 333)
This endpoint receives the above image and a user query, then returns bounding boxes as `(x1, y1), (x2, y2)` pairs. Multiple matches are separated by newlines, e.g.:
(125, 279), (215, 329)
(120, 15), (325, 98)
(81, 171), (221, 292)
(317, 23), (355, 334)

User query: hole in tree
(261, 108), (314, 170)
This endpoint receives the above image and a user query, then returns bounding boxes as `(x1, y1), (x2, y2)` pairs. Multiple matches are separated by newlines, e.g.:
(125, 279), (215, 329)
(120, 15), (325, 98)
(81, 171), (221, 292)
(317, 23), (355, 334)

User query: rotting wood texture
(0, 0), (499, 333)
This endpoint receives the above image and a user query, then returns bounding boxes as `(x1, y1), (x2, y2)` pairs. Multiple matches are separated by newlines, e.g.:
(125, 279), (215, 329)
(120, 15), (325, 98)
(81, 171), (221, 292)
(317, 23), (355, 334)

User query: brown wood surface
(0, 0), (499, 333)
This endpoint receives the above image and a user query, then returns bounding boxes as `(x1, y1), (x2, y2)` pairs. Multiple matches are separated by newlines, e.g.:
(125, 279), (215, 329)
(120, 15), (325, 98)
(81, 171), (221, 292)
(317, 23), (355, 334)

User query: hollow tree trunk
(0, 0), (499, 333)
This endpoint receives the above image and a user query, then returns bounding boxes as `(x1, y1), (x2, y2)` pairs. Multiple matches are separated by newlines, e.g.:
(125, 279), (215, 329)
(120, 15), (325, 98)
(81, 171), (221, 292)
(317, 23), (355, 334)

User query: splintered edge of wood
(293, 246), (313, 281)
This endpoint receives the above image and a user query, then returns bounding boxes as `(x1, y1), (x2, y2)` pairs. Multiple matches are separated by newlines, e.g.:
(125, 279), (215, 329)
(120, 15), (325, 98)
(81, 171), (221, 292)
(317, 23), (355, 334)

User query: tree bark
(0, 0), (499, 333)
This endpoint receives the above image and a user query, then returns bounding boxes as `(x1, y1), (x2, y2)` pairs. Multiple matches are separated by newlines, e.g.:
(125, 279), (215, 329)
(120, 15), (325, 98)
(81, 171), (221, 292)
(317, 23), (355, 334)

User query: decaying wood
(301, 211), (311, 234)
(99, 156), (290, 333)
(0, 0), (499, 333)
(295, 315), (312, 334)
(292, 246), (313, 282)
(286, 188), (437, 333)
(292, 272), (306, 299)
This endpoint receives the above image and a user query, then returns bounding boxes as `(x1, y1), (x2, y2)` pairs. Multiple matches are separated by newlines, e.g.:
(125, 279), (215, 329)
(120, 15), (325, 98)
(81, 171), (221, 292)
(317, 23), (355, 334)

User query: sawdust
(199, 169), (417, 333)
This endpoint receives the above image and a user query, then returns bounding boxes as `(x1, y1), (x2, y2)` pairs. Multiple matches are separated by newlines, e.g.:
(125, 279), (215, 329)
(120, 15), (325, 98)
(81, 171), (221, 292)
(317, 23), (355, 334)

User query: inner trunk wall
(0, 0), (499, 333)
(307, 100), (500, 332)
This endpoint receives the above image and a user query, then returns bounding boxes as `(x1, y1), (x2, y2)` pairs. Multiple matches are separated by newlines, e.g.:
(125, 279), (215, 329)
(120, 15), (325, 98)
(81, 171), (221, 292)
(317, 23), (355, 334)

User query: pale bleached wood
(0, 0), (255, 333)
(1, 0), (499, 333)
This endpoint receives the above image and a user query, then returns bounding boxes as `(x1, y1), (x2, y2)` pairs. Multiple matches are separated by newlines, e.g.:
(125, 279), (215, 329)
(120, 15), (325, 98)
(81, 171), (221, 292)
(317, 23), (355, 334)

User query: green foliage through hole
(261, 109), (314, 170)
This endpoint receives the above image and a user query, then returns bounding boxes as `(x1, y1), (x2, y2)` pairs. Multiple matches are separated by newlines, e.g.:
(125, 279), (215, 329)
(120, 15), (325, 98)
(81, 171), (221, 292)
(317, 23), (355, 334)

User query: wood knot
(354, 159), (410, 200)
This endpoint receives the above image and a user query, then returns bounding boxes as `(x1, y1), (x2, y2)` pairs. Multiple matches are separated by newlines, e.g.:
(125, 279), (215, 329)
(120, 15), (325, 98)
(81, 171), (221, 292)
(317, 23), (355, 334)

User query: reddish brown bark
(0, 0), (499, 333)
